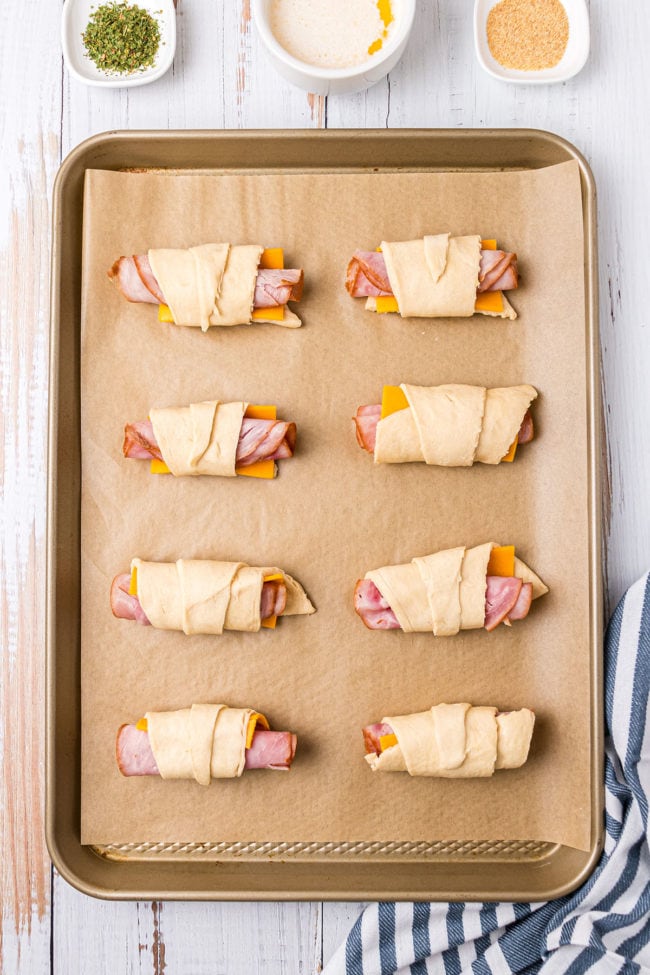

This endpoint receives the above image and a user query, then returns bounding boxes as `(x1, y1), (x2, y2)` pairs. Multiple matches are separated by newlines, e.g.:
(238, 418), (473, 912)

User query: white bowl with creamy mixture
(253, 0), (416, 96)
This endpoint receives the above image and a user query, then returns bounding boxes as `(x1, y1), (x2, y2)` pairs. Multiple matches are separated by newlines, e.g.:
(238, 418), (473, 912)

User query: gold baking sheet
(47, 129), (602, 900)
(79, 158), (591, 851)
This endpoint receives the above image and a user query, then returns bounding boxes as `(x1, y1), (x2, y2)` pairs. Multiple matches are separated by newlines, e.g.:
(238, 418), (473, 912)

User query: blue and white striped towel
(324, 572), (650, 975)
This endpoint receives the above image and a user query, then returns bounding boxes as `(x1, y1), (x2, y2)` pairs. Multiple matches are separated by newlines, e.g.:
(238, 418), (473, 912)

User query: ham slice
(354, 406), (534, 455)
(110, 574), (286, 625)
(353, 404), (382, 452)
(116, 724), (297, 776)
(253, 268), (303, 307)
(345, 251), (393, 297)
(108, 255), (303, 309)
(362, 721), (394, 755)
(346, 249), (518, 299)
(484, 576), (523, 631)
(354, 579), (400, 630)
(110, 573), (151, 625)
(507, 582), (533, 621)
(477, 249), (519, 293)
(355, 575), (533, 631)
(123, 416), (296, 469)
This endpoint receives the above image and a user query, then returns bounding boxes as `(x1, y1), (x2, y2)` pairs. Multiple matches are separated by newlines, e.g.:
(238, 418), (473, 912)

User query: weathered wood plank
(52, 872), (157, 975)
(322, 903), (366, 970)
(0, 0), (63, 970)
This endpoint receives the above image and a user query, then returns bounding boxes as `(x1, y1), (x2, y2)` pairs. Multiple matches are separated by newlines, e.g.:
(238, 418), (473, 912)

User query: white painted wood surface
(2, 0), (649, 971)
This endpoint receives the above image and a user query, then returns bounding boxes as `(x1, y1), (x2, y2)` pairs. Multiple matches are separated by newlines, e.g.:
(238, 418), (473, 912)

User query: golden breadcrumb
(487, 0), (569, 71)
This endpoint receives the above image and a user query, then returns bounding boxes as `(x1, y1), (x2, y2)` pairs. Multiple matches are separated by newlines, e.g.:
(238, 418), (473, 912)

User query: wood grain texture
(3, 0), (649, 970)
(0, 0), (62, 970)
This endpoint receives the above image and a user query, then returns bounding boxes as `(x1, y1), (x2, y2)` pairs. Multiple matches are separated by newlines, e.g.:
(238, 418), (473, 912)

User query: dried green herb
(82, 1), (162, 75)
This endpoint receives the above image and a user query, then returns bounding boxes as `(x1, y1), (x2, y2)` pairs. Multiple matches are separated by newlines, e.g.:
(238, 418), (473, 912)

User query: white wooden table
(2, 1), (648, 970)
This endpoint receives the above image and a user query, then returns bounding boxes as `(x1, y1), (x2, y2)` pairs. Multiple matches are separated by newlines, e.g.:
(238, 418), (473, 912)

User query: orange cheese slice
(129, 565), (138, 595)
(381, 384), (409, 419)
(158, 303), (174, 323)
(376, 295), (399, 314)
(474, 291), (504, 314)
(252, 305), (284, 322)
(246, 712), (270, 748)
(150, 458), (171, 474)
(244, 404), (276, 421)
(236, 405), (278, 479)
(481, 239), (497, 250)
(136, 717), (148, 732)
(259, 248), (284, 270)
(501, 437), (518, 463)
(379, 733), (398, 751)
(487, 545), (515, 578)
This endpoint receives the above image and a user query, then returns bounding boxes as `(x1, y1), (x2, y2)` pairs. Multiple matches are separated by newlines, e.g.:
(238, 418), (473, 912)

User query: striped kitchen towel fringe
(323, 572), (650, 975)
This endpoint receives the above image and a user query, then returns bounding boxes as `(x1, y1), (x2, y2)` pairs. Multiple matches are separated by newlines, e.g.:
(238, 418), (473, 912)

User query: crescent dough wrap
(365, 543), (548, 635)
(145, 704), (255, 784)
(365, 704), (535, 776)
(132, 558), (315, 635)
(147, 244), (301, 331)
(149, 400), (246, 477)
(374, 384), (538, 466)
(370, 234), (517, 320)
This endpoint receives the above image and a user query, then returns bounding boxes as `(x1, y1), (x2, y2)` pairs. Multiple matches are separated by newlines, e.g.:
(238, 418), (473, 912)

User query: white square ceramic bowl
(474, 0), (589, 84)
(61, 0), (176, 88)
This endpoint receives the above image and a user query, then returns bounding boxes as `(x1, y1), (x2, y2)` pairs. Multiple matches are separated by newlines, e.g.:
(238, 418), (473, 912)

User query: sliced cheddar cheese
(129, 565), (138, 596)
(259, 248), (284, 270)
(487, 545), (515, 578)
(380, 733), (398, 751)
(501, 437), (518, 463)
(136, 717), (148, 732)
(376, 295), (399, 314)
(252, 305), (284, 322)
(381, 384), (409, 419)
(246, 712), (270, 748)
(474, 291), (505, 314)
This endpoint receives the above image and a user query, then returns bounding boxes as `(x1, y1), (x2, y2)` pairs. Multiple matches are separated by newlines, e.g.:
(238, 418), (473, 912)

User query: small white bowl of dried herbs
(62, 0), (176, 87)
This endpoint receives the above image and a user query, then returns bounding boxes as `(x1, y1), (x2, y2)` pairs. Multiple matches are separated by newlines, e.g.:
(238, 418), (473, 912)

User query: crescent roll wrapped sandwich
(117, 704), (297, 783)
(123, 400), (296, 479)
(355, 543), (547, 634)
(111, 559), (315, 633)
(355, 384), (537, 465)
(363, 703), (534, 777)
(109, 246), (303, 330)
(346, 235), (518, 320)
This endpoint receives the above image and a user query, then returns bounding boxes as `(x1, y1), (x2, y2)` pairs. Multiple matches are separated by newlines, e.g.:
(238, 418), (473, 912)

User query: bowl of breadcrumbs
(474, 0), (589, 84)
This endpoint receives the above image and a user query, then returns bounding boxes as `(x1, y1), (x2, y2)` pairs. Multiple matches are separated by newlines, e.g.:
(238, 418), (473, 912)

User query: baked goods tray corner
(47, 128), (603, 901)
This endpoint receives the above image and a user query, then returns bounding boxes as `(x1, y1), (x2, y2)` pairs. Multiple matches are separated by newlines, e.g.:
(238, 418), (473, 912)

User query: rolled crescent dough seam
(365, 705), (535, 777)
(374, 384), (538, 467)
(364, 543), (547, 635)
(145, 704), (254, 783)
